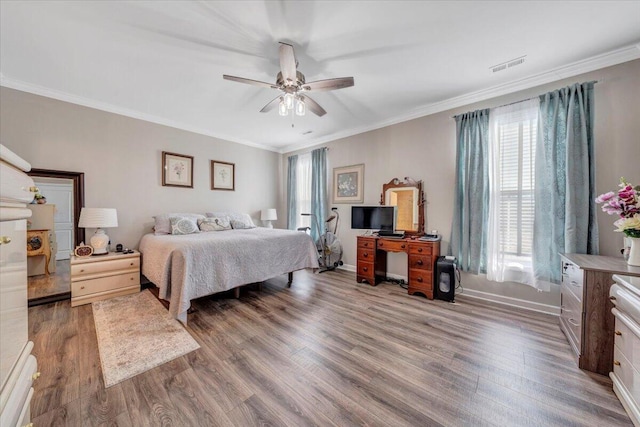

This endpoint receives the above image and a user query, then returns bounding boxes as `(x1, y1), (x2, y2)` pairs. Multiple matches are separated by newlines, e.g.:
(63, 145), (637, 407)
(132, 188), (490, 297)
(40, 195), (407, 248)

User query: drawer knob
(130, 262), (134, 266)
(568, 318), (579, 327)
(401, 244), (406, 249)
(0, 236), (12, 245)
(363, 267), (368, 272)
(610, 296), (617, 301)
(418, 248), (423, 253)
(614, 360), (621, 366)
(29, 186), (40, 193)
(80, 286), (85, 290)
(363, 253), (368, 258)
(32, 371), (41, 381)
(364, 243), (368, 247)
(417, 277), (423, 283)
(131, 277), (134, 280)
(80, 269), (85, 273)
(417, 260), (424, 266)
(570, 281), (579, 287)
(615, 330), (622, 336)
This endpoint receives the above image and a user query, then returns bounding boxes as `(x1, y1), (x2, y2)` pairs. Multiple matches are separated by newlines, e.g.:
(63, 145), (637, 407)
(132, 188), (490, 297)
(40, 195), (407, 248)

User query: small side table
(70, 250), (140, 307)
(27, 229), (51, 275)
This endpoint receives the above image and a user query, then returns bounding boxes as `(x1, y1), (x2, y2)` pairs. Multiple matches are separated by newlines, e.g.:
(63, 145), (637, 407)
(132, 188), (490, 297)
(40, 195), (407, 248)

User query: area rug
(92, 290), (200, 388)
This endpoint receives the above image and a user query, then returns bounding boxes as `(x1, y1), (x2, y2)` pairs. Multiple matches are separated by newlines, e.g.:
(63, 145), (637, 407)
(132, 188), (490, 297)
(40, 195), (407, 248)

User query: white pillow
(230, 218), (256, 229)
(154, 213), (205, 235)
(170, 216), (200, 235)
(206, 212), (256, 229)
(198, 217), (231, 232)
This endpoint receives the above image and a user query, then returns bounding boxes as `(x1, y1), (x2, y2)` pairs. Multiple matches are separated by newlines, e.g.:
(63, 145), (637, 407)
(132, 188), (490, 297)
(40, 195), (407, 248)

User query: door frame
(27, 169), (85, 247)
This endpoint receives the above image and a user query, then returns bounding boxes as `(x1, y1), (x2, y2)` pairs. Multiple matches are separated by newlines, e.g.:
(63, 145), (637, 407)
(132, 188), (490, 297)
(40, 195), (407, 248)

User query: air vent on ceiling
(490, 55), (526, 73)
(302, 130), (313, 135)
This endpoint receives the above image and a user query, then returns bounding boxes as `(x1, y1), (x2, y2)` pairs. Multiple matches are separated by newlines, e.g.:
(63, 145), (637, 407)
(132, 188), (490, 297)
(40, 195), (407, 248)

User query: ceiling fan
(223, 42), (354, 117)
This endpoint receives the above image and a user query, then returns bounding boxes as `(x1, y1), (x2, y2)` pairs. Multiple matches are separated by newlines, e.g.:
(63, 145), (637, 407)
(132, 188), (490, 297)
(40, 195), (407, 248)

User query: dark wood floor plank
(27, 268), (632, 426)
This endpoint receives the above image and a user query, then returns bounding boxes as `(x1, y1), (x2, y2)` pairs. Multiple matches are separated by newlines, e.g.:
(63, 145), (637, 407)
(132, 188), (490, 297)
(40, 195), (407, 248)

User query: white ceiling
(1, 1), (639, 153)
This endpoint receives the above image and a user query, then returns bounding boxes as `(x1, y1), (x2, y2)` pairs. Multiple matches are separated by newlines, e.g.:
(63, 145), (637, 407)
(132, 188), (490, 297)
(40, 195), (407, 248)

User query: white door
(35, 181), (74, 260)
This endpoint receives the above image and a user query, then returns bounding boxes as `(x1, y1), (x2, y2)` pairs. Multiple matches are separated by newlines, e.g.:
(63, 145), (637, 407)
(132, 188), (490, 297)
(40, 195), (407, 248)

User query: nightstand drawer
(71, 256), (140, 279)
(376, 239), (407, 252)
(409, 254), (432, 270)
(72, 272), (140, 297)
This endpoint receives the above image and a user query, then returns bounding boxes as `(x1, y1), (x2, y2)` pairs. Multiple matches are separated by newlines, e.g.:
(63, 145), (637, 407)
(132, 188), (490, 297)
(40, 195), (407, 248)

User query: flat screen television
(351, 206), (396, 231)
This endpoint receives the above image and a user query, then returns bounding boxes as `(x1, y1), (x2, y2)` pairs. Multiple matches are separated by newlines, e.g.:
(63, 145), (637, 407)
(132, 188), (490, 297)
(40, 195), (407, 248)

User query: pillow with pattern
(154, 213), (205, 235)
(230, 217), (256, 229)
(198, 217), (231, 232)
(170, 216), (200, 235)
(206, 212), (256, 228)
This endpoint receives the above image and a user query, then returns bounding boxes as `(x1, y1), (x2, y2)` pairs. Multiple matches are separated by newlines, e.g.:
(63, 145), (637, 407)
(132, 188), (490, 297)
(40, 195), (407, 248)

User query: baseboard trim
(341, 263), (559, 316)
(460, 288), (560, 316)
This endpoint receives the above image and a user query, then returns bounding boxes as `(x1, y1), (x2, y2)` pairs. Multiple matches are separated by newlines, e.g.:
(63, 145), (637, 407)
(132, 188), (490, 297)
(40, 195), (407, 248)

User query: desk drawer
(357, 261), (374, 278)
(377, 239), (407, 252)
(357, 248), (375, 262)
(409, 244), (432, 255)
(72, 272), (140, 297)
(357, 238), (376, 250)
(409, 268), (432, 287)
(409, 254), (432, 271)
(72, 256), (140, 279)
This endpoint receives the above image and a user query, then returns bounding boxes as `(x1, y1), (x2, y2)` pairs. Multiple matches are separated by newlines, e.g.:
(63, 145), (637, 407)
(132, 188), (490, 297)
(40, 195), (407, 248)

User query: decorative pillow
(169, 216), (200, 235)
(230, 218), (256, 230)
(206, 212), (256, 229)
(153, 213), (205, 235)
(198, 217), (231, 232)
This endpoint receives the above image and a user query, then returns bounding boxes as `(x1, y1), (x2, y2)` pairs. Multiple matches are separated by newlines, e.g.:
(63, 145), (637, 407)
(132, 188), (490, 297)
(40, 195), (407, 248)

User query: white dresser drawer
(71, 256), (140, 280)
(72, 272), (140, 297)
(614, 309), (640, 373)
(0, 354), (37, 427)
(0, 161), (35, 206)
(611, 284), (640, 325)
(613, 346), (640, 404)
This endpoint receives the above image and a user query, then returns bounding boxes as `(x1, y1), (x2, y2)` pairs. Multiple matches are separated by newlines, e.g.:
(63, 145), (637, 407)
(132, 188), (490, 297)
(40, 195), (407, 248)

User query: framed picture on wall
(162, 151), (193, 188)
(333, 164), (364, 203)
(211, 160), (235, 191)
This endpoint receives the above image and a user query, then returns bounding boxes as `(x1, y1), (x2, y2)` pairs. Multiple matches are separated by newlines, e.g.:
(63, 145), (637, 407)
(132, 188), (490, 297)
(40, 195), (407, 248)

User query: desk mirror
(380, 177), (425, 236)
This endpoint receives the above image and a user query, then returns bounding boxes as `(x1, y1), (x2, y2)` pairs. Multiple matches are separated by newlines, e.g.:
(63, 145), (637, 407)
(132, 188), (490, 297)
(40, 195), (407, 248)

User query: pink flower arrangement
(596, 178), (640, 238)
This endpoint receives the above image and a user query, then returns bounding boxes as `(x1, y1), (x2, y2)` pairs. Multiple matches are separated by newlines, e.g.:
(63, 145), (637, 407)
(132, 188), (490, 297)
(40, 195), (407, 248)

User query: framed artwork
(162, 151), (193, 188)
(333, 164), (364, 203)
(211, 160), (235, 191)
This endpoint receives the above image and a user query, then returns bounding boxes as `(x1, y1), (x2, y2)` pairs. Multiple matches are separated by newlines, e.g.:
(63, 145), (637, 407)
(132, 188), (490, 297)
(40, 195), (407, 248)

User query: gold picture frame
(162, 151), (193, 188)
(211, 160), (235, 191)
(333, 164), (364, 203)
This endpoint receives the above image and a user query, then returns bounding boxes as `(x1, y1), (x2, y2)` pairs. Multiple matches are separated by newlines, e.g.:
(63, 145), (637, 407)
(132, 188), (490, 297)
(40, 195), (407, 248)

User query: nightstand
(70, 250), (140, 307)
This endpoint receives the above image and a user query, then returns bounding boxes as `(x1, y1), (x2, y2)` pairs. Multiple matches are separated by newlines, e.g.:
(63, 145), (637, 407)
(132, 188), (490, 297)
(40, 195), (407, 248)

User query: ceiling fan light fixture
(278, 98), (288, 116)
(295, 97), (306, 116)
(284, 93), (294, 110)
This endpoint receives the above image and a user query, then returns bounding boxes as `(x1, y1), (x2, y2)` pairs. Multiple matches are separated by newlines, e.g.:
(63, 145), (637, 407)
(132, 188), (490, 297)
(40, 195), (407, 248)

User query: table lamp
(78, 208), (118, 254)
(261, 208), (277, 229)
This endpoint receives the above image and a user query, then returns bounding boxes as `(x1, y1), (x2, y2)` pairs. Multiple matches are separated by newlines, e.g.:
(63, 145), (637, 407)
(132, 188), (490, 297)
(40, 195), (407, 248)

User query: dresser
(0, 144), (39, 427)
(70, 250), (140, 307)
(357, 236), (440, 298)
(559, 253), (640, 375)
(610, 275), (640, 426)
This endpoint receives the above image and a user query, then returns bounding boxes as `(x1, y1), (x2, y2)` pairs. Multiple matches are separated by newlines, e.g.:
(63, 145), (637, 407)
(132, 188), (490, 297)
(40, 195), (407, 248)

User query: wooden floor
(28, 269), (632, 426)
(28, 259), (70, 302)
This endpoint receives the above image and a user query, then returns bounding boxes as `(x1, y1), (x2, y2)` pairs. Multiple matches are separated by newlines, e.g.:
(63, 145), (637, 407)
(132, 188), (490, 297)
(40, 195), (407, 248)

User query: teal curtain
(450, 109), (490, 273)
(286, 155), (298, 230)
(534, 82), (598, 285)
(311, 148), (327, 242)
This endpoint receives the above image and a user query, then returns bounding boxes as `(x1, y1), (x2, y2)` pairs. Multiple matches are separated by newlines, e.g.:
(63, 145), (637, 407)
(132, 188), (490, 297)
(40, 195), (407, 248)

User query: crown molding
(0, 77), (280, 153)
(280, 43), (640, 153)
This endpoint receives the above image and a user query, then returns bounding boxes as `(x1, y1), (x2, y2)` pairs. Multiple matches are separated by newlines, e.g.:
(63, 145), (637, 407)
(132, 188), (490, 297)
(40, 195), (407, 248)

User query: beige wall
(0, 88), (282, 250)
(283, 59), (640, 308)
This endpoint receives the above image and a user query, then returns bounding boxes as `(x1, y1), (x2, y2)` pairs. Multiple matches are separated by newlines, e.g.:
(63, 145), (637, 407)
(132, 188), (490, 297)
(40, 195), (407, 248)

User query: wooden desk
(560, 253), (640, 375)
(26, 229), (51, 275)
(356, 236), (440, 298)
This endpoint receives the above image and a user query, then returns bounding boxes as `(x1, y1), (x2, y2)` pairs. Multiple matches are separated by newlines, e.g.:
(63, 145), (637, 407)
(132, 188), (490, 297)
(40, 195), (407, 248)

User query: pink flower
(595, 191), (615, 204)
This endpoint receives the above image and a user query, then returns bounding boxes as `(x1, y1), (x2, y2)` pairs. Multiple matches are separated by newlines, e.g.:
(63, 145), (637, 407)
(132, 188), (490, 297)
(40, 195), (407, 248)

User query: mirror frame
(380, 177), (425, 236)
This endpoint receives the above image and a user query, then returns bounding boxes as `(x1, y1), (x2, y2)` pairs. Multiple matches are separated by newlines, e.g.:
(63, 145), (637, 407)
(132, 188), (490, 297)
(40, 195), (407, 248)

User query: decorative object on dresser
(261, 208), (277, 228)
(74, 243), (93, 257)
(26, 229), (52, 275)
(380, 177), (425, 236)
(78, 207), (118, 255)
(92, 290), (199, 388)
(333, 164), (364, 204)
(211, 160), (235, 191)
(70, 249), (140, 307)
(162, 151), (193, 188)
(596, 178), (640, 266)
(609, 275), (640, 426)
(357, 235), (440, 298)
(559, 253), (640, 376)
(0, 144), (39, 427)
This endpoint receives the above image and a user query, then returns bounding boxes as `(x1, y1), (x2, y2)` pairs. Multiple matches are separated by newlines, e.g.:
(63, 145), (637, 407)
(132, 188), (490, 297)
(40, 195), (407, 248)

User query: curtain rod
(452, 80), (598, 119)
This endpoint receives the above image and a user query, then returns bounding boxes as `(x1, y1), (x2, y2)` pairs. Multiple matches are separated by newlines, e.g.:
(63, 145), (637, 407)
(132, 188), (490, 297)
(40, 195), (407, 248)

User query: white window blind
(487, 98), (539, 285)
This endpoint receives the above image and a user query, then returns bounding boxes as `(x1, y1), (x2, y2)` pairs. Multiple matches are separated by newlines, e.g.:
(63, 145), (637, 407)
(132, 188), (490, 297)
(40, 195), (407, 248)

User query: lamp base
(264, 221), (273, 229)
(90, 228), (110, 254)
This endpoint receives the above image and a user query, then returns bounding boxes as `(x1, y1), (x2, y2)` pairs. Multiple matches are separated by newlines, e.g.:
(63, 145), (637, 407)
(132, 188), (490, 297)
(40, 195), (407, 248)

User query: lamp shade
(261, 208), (277, 221)
(78, 208), (118, 228)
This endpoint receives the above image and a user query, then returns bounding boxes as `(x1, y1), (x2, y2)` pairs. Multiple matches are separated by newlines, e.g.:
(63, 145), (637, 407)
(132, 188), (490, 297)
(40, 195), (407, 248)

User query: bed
(139, 227), (319, 323)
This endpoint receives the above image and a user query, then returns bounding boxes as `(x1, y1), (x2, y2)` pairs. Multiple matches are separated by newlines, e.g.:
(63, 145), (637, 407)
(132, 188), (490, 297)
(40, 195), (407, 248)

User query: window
(295, 152), (312, 230)
(487, 99), (539, 284)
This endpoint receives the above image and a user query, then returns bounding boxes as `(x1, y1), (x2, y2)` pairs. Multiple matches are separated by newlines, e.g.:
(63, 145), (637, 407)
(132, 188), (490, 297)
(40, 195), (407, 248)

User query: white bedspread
(139, 228), (319, 323)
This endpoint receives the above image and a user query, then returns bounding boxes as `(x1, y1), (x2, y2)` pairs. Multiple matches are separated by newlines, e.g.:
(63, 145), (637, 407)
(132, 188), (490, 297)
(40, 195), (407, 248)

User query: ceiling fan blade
(223, 75), (278, 89)
(260, 96), (282, 113)
(279, 42), (297, 85)
(301, 95), (327, 117)
(303, 77), (354, 92)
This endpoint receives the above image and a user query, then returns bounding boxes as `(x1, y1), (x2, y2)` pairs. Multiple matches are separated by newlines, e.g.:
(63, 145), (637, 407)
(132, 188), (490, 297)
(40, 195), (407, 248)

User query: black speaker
(435, 256), (457, 302)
